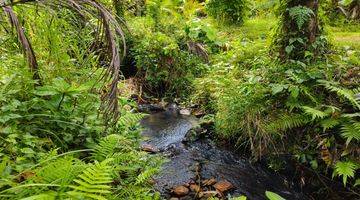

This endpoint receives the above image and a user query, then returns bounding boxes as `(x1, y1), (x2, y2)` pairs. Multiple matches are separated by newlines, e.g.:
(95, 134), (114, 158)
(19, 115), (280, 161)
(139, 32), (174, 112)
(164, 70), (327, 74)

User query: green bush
(131, 32), (205, 98)
(212, 54), (360, 187)
(0, 3), (162, 199)
(206, 0), (249, 24)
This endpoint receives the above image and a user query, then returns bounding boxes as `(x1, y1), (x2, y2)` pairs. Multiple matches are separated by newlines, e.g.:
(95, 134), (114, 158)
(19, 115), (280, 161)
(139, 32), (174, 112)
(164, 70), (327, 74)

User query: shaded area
(141, 111), (306, 199)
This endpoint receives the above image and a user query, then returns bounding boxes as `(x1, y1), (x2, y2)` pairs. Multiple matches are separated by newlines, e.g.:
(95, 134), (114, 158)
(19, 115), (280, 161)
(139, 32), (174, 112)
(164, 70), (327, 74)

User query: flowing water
(141, 109), (306, 200)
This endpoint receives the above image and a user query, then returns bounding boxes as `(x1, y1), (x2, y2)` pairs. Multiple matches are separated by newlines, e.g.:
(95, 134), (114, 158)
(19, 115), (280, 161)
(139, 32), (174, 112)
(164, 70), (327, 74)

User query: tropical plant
(272, 0), (328, 61)
(206, 0), (249, 24)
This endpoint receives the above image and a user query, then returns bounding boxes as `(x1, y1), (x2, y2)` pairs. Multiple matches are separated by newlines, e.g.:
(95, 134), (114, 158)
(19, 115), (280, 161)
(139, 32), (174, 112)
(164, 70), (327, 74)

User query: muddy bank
(140, 110), (306, 199)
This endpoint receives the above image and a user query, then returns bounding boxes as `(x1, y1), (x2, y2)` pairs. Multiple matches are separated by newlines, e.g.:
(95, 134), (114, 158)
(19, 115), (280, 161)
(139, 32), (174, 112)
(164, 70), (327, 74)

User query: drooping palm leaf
(1, 0), (128, 122)
(1, 0), (41, 83)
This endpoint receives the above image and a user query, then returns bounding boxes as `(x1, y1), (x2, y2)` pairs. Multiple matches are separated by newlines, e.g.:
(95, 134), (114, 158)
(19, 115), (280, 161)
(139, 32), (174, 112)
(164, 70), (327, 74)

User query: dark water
(141, 111), (306, 200)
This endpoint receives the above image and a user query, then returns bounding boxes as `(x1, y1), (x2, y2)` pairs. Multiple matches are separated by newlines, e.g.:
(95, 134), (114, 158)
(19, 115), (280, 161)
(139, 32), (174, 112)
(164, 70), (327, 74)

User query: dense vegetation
(0, 0), (359, 199)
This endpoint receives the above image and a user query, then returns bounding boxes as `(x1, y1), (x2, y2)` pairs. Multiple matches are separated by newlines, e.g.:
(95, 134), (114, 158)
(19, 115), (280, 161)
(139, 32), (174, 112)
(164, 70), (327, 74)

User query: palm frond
(1, 1), (41, 83)
(1, 0), (127, 122)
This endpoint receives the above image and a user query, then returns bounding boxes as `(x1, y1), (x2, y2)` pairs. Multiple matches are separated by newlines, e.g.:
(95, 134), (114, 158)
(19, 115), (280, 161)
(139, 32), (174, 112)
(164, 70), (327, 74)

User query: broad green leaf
(271, 84), (286, 95)
(285, 45), (294, 54)
(265, 191), (286, 200)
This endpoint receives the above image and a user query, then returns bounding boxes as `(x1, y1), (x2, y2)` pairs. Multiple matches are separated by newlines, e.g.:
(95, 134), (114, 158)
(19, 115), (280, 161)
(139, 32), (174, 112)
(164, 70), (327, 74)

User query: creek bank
(139, 104), (306, 200)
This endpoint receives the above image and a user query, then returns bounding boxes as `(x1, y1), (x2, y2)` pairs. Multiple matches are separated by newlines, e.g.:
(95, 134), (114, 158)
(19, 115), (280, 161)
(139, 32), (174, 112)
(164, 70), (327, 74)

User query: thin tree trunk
(2, 1), (41, 83)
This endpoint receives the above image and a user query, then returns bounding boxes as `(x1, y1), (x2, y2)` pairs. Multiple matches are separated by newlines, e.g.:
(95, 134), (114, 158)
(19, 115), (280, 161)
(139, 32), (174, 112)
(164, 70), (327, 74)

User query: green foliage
(128, 2), (208, 99)
(67, 159), (113, 199)
(333, 161), (358, 186)
(131, 32), (204, 98)
(206, 0), (249, 24)
(272, 0), (328, 61)
(0, 1), (162, 199)
(192, 6), (359, 191)
(265, 191), (286, 200)
(288, 6), (314, 29)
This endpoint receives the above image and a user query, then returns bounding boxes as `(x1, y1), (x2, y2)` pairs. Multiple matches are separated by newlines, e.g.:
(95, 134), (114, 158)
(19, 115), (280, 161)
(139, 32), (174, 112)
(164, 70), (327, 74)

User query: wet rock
(182, 126), (207, 143)
(213, 180), (234, 193)
(189, 184), (201, 193)
(172, 185), (189, 197)
(192, 109), (206, 118)
(202, 178), (217, 186)
(141, 144), (159, 153)
(166, 103), (180, 115)
(198, 191), (219, 198)
(138, 104), (165, 113)
(199, 120), (214, 130)
(180, 109), (191, 115)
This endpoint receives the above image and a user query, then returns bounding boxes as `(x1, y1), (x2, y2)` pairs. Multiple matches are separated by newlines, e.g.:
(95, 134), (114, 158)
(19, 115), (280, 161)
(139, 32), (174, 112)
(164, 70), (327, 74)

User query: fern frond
(302, 106), (329, 120)
(319, 80), (360, 110)
(36, 157), (86, 185)
(118, 113), (145, 127)
(135, 168), (158, 185)
(92, 135), (133, 161)
(67, 159), (114, 200)
(266, 113), (310, 133)
(342, 112), (360, 118)
(320, 118), (340, 132)
(333, 161), (358, 186)
(288, 6), (314, 29)
(341, 122), (360, 145)
(20, 192), (57, 200)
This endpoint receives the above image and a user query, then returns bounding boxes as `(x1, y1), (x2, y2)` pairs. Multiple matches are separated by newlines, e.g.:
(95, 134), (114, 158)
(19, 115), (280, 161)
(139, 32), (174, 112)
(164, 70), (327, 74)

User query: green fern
(333, 161), (358, 186)
(92, 135), (132, 161)
(341, 122), (360, 145)
(319, 80), (360, 110)
(288, 6), (314, 29)
(320, 118), (341, 132)
(20, 192), (57, 200)
(266, 113), (310, 133)
(355, 179), (360, 187)
(36, 157), (86, 185)
(118, 113), (145, 127)
(302, 106), (330, 120)
(135, 168), (159, 185)
(67, 159), (114, 200)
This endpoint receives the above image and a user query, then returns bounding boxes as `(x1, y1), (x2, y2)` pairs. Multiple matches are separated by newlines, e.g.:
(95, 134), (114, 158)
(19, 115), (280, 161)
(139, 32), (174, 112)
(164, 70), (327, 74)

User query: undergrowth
(0, 2), (162, 199)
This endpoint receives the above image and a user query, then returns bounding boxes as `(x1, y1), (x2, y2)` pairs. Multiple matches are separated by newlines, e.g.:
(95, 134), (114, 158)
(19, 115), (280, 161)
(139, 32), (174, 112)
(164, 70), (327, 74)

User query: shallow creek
(140, 110), (306, 200)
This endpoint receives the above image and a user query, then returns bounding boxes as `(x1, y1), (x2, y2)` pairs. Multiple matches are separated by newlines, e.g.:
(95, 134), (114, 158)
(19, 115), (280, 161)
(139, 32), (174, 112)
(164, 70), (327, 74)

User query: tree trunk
(273, 0), (326, 61)
(113, 0), (124, 18)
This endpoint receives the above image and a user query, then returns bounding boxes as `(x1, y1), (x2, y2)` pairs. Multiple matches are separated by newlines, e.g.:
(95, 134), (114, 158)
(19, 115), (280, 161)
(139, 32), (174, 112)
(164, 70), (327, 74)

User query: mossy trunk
(113, 0), (125, 18)
(273, 0), (327, 61)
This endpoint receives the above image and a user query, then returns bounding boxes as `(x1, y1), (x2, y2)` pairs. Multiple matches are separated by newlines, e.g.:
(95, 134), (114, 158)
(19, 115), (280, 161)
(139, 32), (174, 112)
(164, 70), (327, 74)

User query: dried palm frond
(1, 0), (127, 123)
(1, 0), (41, 83)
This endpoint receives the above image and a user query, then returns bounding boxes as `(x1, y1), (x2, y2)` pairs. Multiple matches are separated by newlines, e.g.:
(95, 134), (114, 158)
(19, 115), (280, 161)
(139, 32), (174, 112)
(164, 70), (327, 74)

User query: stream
(140, 108), (306, 200)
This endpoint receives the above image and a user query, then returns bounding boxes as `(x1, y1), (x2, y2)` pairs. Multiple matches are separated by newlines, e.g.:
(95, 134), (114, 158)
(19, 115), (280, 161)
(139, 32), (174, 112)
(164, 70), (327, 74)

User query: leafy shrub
(206, 0), (249, 24)
(0, 2), (162, 199)
(0, 66), (162, 199)
(131, 31), (205, 98)
(213, 57), (360, 187)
